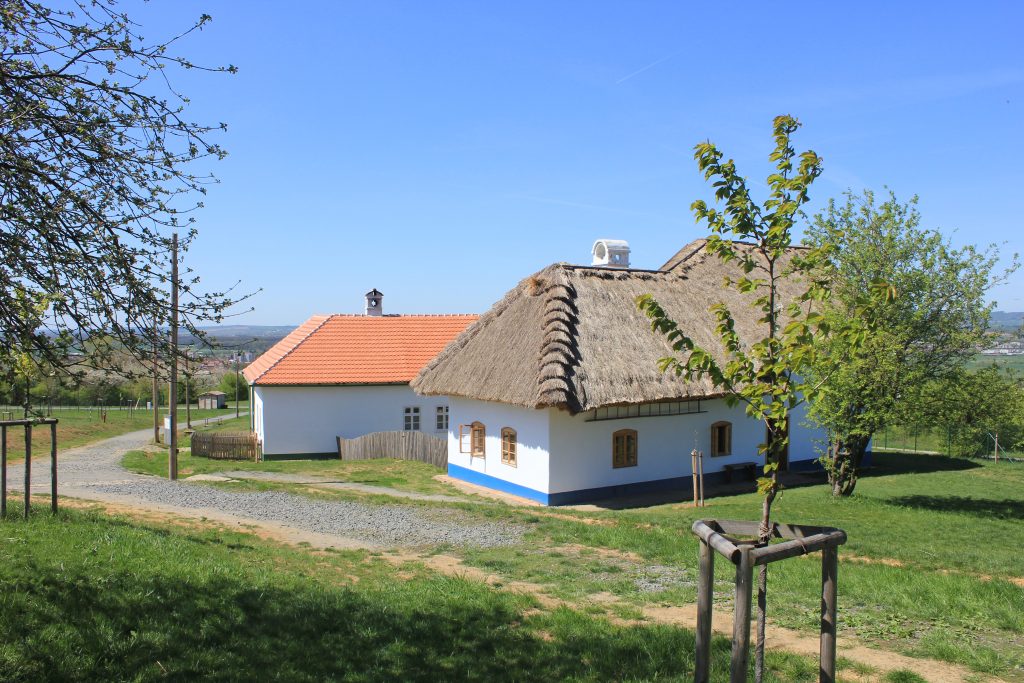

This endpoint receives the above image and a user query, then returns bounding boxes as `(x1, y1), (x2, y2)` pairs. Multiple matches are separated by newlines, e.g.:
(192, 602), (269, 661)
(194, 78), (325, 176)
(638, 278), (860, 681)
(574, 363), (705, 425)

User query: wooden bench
(722, 461), (758, 483)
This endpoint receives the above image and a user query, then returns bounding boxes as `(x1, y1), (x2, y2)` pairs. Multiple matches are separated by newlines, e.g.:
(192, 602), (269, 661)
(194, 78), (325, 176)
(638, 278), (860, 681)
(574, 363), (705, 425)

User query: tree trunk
(828, 434), (869, 497)
(754, 429), (781, 683)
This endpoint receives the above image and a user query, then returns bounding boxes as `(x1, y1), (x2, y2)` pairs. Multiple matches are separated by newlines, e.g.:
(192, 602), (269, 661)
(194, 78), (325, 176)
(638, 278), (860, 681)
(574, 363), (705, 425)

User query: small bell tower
(365, 288), (383, 316)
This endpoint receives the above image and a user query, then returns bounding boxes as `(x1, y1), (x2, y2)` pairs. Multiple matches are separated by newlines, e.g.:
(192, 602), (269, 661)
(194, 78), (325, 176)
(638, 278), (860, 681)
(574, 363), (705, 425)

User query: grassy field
(0, 406), (247, 462)
(0, 507), (834, 682)
(969, 353), (1024, 372)
(122, 445), (1024, 677)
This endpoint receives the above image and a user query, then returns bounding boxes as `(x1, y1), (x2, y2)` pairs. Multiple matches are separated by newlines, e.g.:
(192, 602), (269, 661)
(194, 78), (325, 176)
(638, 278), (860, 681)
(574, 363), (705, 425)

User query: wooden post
(169, 232), (179, 481)
(695, 539), (714, 683)
(697, 450), (705, 507)
(730, 547), (754, 683)
(1, 424), (6, 516)
(23, 424), (31, 518)
(820, 547), (838, 683)
(691, 449), (699, 506)
(50, 421), (57, 514)
(153, 320), (160, 444)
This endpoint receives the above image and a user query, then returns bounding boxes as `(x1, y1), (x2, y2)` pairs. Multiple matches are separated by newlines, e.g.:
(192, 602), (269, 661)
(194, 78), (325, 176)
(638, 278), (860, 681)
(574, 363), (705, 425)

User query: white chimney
(591, 239), (630, 268)
(365, 288), (383, 316)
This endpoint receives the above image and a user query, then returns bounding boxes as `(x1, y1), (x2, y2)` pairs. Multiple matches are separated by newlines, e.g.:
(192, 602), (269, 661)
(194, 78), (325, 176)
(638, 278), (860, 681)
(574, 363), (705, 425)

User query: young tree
(1, 1), (248, 382)
(638, 115), (870, 680)
(805, 191), (1010, 495)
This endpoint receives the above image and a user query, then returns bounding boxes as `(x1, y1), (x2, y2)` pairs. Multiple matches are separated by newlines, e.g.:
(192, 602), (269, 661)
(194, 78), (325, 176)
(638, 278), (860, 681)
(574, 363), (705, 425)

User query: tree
(217, 369), (247, 400)
(918, 365), (1024, 457)
(1, 0), (249, 385)
(638, 115), (870, 680)
(805, 190), (1010, 495)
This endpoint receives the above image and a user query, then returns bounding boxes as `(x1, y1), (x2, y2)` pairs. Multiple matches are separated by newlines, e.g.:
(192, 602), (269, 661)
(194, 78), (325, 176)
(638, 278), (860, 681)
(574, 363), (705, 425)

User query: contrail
(616, 52), (677, 85)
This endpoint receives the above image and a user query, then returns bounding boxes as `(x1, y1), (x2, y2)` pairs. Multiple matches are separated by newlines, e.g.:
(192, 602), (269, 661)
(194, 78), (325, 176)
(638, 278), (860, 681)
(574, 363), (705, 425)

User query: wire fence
(875, 424), (1022, 458)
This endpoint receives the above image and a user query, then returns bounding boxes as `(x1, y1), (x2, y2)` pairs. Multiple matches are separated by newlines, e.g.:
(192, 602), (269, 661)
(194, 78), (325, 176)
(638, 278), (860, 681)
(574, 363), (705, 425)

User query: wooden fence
(337, 430), (447, 468)
(191, 431), (261, 461)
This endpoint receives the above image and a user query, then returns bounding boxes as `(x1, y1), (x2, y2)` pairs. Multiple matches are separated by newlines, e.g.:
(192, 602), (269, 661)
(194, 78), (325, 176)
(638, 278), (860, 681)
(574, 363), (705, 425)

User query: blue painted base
(447, 464), (551, 504)
(449, 457), (826, 506)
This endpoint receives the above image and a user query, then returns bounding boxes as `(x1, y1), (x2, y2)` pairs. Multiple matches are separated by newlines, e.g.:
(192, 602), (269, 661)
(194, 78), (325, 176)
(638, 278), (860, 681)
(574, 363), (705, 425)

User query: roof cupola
(591, 239), (630, 268)
(365, 288), (383, 316)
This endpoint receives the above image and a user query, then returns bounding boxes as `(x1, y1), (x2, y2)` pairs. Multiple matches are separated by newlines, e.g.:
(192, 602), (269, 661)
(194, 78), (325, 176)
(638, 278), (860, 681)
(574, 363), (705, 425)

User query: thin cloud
(511, 193), (667, 220)
(616, 52), (678, 85)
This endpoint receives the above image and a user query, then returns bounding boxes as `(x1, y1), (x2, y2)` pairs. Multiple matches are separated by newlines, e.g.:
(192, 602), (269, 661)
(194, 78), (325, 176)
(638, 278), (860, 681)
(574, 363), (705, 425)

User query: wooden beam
(692, 520), (742, 564)
(730, 547), (754, 683)
(50, 421), (57, 514)
(749, 530), (847, 566)
(695, 539), (714, 683)
(820, 547), (838, 683)
(23, 424), (30, 518)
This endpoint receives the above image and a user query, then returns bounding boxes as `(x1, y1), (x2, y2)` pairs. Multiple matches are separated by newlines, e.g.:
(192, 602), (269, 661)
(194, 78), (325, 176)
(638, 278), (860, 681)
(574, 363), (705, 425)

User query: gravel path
(5, 423), (524, 549)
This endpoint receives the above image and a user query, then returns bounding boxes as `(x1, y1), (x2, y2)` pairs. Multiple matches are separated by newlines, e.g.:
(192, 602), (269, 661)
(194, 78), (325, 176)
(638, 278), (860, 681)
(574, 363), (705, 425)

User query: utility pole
(169, 233), (179, 481)
(152, 319), (160, 443)
(235, 352), (240, 418)
(184, 349), (191, 429)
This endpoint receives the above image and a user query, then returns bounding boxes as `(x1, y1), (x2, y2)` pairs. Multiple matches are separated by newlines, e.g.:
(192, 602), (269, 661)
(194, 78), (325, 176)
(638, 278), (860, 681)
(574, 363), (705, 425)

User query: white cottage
(412, 240), (827, 505)
(244, 291), (477, 458)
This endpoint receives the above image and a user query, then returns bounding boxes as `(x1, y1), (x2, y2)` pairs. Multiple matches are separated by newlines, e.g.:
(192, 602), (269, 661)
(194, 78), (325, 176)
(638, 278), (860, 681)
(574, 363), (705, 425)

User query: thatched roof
(412, 239), (805, 413)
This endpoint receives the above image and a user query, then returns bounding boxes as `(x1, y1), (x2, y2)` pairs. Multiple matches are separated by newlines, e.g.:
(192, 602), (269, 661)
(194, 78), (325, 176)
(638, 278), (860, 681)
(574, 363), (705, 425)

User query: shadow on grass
(862, 451), (982, 477)
(0, 516), (818, 682)
(885, 494), (1024, 521)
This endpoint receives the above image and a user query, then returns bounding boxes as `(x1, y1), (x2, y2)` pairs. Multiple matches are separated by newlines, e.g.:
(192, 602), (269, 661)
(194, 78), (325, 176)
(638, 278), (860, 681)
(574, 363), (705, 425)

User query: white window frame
(436, 405), (449, 431)
(403, 406), (420, 431)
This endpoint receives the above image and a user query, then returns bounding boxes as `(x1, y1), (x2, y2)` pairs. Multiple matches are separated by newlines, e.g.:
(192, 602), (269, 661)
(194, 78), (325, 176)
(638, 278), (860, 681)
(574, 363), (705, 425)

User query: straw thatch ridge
(412, 239), (807, 413)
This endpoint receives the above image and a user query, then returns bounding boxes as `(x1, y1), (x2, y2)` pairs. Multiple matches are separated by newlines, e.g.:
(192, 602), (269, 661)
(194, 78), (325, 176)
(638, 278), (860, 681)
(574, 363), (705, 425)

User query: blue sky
(135, 1), (1023, 324)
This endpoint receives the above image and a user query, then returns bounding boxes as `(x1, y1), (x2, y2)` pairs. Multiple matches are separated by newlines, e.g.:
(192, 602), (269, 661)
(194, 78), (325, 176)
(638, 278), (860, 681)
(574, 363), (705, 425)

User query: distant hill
(990, 311), (1024, 330)
(183, 324), (296, 355)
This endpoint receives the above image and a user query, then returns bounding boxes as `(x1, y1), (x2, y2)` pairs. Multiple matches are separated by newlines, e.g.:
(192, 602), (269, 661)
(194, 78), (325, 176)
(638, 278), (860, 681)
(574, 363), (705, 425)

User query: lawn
(0, 406), (246, 463)
(121, 444), (1024, 676)
(452, 453), (1024, 677)
(0, 507), (832, 682)
(122, 419), (462, 498)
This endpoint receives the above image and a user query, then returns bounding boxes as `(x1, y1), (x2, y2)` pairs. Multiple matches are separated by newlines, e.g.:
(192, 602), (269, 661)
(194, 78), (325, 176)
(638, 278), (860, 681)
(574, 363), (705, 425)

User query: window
(436, 406), (449, 431)
(501, 427), (517, 466)
(711, 421), (732, 457)
(612, 429), (638, 468)
(471, 422), (485, 457)
(403, 407), (420, 431)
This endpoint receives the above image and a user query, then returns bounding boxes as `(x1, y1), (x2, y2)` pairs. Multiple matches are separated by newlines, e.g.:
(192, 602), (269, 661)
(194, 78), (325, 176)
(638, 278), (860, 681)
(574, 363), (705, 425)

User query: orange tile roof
(244, 314), (479, 386)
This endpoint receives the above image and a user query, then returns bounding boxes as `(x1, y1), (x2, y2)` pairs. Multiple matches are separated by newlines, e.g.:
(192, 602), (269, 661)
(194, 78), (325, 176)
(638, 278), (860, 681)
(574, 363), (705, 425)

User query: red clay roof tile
(244, 314), (478, 386)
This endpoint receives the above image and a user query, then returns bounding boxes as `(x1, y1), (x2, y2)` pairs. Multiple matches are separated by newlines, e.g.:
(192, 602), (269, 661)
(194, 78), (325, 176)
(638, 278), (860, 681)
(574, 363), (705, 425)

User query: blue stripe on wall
(448, 457), (830, 507)
(447, 464), (550, 504)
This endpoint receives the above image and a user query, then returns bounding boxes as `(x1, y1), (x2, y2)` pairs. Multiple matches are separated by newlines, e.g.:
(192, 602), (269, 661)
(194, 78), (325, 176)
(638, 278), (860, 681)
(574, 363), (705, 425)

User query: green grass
(0, 508), (822, 682)
(0, 406), (243, 462)
(968, 353), (1024, 373)
(447, 453), (1024, 676)
(123, 423), (462, 498)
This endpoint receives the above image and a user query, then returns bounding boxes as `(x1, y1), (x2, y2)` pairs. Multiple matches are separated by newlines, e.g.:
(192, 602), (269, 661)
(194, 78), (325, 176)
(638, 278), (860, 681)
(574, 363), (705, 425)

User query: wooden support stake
(691, 449), (699, 506)
(820, 546), (838, 683)
(1, 424), (6, 517)
(695, 539), (714, 683)
(697, 450), (705, 506)
(50, 421), (57, 514)
(23, 424), (31, 518)
(730, 547), (754, 683)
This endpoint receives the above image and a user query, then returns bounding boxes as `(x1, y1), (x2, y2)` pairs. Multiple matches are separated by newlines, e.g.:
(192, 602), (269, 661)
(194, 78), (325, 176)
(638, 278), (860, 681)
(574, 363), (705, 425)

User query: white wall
(547, 398), (825, 494)
(254, 384), (451, 456)
(447, 397), (551, 494)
